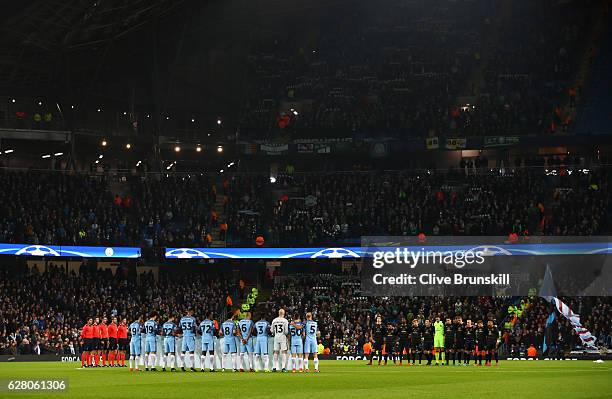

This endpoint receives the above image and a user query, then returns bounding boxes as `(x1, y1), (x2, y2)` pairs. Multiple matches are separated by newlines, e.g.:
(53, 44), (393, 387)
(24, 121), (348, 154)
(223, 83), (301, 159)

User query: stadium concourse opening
(0, 0), (611, 397)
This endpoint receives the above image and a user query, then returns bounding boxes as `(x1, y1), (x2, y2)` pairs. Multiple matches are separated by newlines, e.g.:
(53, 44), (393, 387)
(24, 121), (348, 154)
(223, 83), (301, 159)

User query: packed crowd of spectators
(0, 261), (609, 356)
(263, 274), (611, 355)
(0, 171), (217, 248)
(0, 263), (234, 355)
(0, 165), (608, 247)
(270, 167), (610, 246)
(239, 0), (597, 139)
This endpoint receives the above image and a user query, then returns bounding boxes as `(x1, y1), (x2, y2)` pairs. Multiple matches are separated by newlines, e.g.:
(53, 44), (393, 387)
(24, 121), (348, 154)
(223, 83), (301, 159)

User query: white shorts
(273, 337), (288, 352)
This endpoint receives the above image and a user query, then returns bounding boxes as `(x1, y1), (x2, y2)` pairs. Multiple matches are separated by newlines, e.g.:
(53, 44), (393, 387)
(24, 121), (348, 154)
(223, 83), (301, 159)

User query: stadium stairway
(210, 178), (227, 248)
(248, 287), (272, 317)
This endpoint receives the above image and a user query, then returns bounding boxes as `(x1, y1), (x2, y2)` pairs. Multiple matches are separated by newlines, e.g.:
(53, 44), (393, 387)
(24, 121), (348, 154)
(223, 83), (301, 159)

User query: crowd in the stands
(239, 0), (596, 139)
(270, 167), (609, 246)
(263, 274), (612, 355)
(2, 264), (609, 356)
(0, 263), (234, 355)
(0, 164), (608, 248)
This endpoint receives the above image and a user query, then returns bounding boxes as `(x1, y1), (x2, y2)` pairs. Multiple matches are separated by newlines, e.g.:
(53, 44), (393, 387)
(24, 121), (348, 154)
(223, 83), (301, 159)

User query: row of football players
(124, 308), (320, 373)
(368, 316), (501, 366)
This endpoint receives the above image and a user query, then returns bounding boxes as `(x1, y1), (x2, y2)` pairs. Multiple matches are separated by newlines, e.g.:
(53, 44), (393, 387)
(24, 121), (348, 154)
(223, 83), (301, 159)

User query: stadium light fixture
(95, 160), (99, 164)
(207, 133), (211, 137)
(37, 101), (42, 106)
(42, 154), (51, 159)
(98, 154), (104, 159)
(101, 140), (107, 147)
(166, 116), (170, 120)
(71, 105), (75, 109)
(217, 118), (222, 125)
(11, 99), (16, 103)
(54, 152), (63, 156)
(4, 149), (13, 154)
(174, 146), (181, 152)
(136, 160), (142, 167)
(217, 145), (223, 153)
(123, 111), (127, 115)
(270, 176), (277, 183)
(97, 108), (102, 112)
(125, 143), (131, 149)
(191, 118), (195, 123)
(220, 169), (224, 173)
(196, 145), (202, 153)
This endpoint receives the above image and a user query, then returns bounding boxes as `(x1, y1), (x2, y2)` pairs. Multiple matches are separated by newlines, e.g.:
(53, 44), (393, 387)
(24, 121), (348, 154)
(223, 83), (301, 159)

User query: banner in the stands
(165, 242), (612, 259)
(483, 136), (520, 147)
(425, 137), (439, 149)
(445, 137), (467, 149)
(0, 244), (141, 258)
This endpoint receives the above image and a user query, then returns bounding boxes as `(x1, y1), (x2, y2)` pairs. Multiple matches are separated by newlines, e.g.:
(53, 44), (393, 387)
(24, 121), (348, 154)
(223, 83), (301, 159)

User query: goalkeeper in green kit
(433, 316), (445, 365)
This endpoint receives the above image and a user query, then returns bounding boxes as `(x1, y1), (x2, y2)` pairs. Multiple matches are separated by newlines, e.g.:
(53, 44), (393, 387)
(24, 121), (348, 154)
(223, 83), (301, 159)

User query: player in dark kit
(383, 323), (397, 365)
(422, 319), (435, 366)
(475, 320), (486, 366)
(464, 319), (475, 365)
(485, 320), (500, 366)
(367, 316), (386, 366)
(396, 319), (411, 366)
(454, 317), (465, 366)
(410, 319), (422, 365)
(444, 318), (455, 366)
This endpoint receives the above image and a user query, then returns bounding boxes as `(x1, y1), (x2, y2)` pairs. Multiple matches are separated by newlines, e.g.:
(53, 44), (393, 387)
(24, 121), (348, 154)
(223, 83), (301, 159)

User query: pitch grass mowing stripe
(0, 361), (609, 399)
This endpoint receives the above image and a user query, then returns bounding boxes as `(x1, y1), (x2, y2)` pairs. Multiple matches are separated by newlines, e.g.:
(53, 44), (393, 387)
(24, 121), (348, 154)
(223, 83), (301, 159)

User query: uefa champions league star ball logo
(165, 248), (210, 259)
(104, 247), (114, 257)
(468, 245), (513, 257)
(15, 245), (60, 256)
(310, 247), (359, 259)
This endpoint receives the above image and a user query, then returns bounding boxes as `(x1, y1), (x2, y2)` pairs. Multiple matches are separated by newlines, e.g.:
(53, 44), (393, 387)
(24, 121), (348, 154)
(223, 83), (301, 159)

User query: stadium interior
(0, 0), (611, 398)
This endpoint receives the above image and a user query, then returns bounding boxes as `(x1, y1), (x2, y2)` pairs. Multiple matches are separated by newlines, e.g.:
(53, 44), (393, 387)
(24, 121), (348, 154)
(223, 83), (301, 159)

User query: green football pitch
(0, 361), (610, 399)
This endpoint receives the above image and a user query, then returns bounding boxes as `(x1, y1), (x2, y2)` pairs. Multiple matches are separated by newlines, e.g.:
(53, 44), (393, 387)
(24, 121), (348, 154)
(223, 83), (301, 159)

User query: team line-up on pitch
(79, 309), (321, 373)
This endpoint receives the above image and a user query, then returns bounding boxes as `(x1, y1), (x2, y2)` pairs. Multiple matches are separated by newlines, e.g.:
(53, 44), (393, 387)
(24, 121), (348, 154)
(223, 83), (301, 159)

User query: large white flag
(544, 296), (598, 349)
